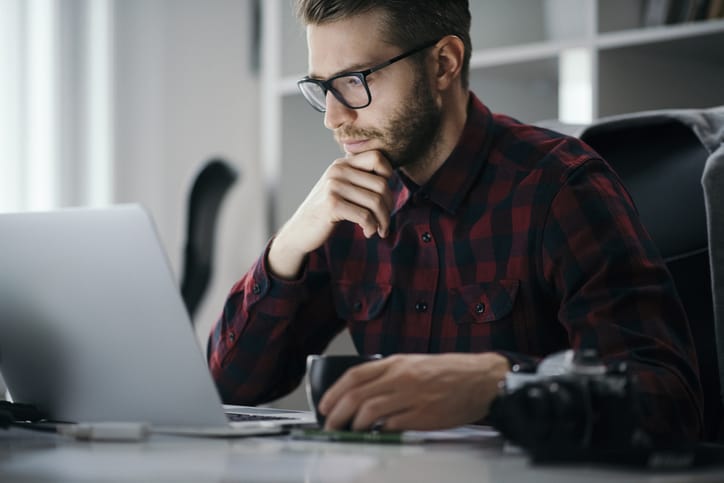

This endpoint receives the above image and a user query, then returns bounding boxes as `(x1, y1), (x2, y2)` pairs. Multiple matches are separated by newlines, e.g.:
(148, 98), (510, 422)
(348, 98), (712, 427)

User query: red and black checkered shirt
(208, 94), (703, 441)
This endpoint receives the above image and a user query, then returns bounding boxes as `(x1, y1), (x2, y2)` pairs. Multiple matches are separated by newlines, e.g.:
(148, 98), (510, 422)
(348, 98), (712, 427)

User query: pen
(57, 422), (150, 442)
(290, 428), (424, 444)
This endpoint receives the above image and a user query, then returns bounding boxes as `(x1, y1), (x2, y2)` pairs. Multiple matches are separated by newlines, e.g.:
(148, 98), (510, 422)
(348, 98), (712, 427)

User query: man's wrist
(267, 231), (307, 280)
(474, 352), (510, 417)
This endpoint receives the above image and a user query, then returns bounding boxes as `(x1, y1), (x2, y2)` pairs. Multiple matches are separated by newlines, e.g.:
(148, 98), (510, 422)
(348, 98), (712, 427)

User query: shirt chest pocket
(450, 280), (519, 324)
(334, 282), (392, 322)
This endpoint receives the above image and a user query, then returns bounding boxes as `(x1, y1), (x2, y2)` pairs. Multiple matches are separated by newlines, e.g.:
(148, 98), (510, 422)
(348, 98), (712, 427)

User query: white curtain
(0, 0), (113, 213)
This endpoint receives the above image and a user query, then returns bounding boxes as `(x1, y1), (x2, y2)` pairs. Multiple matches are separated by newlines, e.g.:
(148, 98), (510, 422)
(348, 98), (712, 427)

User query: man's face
(307, 11), (442, 169)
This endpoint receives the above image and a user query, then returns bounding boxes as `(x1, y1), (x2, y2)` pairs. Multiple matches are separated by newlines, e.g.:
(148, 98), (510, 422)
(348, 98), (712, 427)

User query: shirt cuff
(241, 238), (311, 317)
(494, 351), (541, 373)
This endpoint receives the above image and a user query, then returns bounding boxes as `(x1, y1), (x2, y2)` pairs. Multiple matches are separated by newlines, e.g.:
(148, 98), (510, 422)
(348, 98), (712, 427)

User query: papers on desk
(290, 425), (500, 444)
(152, 424), (286, 438)
(403, 425), (500, 443)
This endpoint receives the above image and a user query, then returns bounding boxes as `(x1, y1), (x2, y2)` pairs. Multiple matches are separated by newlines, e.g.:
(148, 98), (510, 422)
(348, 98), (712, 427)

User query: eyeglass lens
(300, 74), (369, 111)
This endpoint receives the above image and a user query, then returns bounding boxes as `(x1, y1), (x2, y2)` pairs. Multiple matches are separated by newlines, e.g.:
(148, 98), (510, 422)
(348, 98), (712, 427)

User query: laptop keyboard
(226, 412), (292, 422)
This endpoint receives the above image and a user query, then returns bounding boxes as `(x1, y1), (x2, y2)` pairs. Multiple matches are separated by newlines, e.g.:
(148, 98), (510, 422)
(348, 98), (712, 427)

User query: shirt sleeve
(207, 239), (346, 405)
(539, 157), (704, 443)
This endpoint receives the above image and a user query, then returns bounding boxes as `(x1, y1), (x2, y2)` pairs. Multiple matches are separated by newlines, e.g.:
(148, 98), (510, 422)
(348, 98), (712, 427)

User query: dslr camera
(488, 349), (653, 463)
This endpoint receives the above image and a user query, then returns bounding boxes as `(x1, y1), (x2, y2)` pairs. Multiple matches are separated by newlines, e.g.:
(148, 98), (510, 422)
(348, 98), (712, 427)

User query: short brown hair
(295, 0), (472, 88)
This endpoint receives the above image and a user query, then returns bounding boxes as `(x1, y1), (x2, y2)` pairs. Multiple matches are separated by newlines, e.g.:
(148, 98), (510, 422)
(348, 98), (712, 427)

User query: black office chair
(180, 158), (239, 320)
(703, 141), (724, 441)
(575, 110), (723, 441)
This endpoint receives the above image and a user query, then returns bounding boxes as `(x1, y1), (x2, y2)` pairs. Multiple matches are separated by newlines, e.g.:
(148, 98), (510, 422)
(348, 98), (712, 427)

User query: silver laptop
(0, 204), (316, 435)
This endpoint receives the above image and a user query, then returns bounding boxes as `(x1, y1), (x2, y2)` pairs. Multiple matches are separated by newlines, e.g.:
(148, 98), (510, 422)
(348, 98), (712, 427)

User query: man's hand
(268, 150), (394, 279)
(318, 353), (510, 431)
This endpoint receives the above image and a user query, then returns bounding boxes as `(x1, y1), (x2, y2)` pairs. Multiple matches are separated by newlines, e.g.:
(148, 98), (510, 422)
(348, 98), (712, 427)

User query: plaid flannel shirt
(208, 94), (703, 442)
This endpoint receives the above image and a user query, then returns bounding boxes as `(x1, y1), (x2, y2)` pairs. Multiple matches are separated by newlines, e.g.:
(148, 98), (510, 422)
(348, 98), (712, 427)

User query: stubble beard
(335, 70), (443, 172)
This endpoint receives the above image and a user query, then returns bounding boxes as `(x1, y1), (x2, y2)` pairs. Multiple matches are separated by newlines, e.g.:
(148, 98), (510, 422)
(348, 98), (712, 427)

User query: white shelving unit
(259, 0), (724, 409)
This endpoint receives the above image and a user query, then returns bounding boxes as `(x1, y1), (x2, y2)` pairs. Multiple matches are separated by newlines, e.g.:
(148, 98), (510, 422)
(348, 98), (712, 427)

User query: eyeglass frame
(296, 38), (441, 113)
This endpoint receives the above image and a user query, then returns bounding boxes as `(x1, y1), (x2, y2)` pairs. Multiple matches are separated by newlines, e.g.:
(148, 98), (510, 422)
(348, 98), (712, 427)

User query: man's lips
(340, 139), (371, 154)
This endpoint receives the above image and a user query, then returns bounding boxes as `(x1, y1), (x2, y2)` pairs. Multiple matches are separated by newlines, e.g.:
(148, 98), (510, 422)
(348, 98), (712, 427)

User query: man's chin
(341, 143), (382, 157)
(338, 143), (402, 169)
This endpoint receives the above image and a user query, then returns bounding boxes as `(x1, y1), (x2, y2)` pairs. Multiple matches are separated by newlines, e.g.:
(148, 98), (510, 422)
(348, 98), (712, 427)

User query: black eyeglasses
(297, 38), (440, 113)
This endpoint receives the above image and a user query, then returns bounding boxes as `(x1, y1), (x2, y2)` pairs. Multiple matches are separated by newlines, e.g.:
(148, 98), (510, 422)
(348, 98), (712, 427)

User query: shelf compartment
(469, 56), (560, 123)
(597, 30), (724, 116)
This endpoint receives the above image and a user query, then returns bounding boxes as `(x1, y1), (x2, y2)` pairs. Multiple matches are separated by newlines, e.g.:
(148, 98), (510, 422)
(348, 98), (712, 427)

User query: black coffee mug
(305, 354), (382, 428)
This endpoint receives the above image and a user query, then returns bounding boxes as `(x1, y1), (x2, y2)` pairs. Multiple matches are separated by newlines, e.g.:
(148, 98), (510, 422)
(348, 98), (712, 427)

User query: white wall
(112, 0), (266, 343)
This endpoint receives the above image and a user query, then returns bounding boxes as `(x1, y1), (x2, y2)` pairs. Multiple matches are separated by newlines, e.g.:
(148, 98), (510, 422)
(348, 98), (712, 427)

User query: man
(208, 0), (703, 442)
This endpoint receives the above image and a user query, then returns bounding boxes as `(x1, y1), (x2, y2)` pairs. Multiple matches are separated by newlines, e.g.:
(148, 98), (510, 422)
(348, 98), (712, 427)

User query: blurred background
(0, 0), (265, 345)
(1, 0), (723, 409)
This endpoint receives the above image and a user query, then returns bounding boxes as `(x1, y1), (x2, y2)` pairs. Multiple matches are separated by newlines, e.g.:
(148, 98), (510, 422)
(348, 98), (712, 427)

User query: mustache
(334, 126), (384, 143)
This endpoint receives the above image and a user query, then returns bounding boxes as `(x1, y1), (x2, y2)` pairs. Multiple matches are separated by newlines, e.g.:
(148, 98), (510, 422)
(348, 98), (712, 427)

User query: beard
(334, 70), (443, 170)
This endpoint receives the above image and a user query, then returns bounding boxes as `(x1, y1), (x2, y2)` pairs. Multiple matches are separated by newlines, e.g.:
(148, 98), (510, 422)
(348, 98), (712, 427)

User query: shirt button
(475, 303), (485, 314)
(421, 232), (432, 243)
(229, 332), (235, 341)
(252, 283), (261, 295)
(415, 302), (428, 313)
(352, 301), (363, 312)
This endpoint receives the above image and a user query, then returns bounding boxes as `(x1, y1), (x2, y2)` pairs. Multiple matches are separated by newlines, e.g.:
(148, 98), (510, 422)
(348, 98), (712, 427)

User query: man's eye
(344, 76), (363, 87)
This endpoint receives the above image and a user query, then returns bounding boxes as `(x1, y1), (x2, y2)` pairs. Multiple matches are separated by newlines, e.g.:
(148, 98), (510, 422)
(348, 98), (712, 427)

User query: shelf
(470, 57), (559, 123)
(597, 0), (647, 33)
(598, 0), (724, 33)
(468, 39), (585, 69)
(470, 0), (589, 48)
(597, 29), (724, 116)
(596, 17), (724, 49)
(603, 27), (724, 60)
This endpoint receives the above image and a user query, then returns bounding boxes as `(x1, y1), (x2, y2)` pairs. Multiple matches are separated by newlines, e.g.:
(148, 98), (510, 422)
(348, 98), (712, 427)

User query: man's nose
(323, 91), (356, 130)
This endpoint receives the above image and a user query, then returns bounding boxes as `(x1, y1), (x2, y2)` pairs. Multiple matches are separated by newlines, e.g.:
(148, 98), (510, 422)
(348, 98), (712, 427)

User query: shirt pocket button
(475, 303), (485, 314)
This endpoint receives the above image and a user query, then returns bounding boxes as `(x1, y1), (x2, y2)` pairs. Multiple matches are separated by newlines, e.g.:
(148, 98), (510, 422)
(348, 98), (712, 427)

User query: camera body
(488, 349), (651, 462)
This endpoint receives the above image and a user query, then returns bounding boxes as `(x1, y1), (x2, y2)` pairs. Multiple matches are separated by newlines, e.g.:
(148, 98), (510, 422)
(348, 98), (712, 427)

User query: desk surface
(1, 427), (722, 482)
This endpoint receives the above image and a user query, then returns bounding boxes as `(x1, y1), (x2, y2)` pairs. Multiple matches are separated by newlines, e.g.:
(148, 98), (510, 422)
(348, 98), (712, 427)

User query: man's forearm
(267, 230), (308, 280)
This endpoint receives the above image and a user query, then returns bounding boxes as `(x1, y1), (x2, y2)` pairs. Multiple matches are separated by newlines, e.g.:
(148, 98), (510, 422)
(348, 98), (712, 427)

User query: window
(0, 0), (113, 213)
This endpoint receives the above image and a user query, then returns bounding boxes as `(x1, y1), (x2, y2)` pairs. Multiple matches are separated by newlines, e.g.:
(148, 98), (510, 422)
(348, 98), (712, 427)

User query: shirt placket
(408, 194), (439, 352)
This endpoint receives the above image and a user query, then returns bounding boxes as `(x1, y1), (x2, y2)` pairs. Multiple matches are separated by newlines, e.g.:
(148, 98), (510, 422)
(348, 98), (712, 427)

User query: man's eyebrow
(308, 62), (372, 80)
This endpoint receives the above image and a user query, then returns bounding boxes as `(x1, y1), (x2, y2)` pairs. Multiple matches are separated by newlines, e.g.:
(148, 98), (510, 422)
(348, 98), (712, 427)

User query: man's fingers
(380, 410), (433, 432)
(320, 359), (406, 430)
(326, 181), (390, 237)
(318, 353), (508, 432)
(323, 383), (395, 431)
(343, 151), (394, 178)
(326, 197), (382, 238)
(319, 359), (387, 415)
(327, 162), (395, 215)
(325, 152), (394, 237)
(350, 394), (412, 431)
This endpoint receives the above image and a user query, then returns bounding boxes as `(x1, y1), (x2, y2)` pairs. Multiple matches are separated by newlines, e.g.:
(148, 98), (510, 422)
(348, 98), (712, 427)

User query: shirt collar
(391, 93), (493, 215)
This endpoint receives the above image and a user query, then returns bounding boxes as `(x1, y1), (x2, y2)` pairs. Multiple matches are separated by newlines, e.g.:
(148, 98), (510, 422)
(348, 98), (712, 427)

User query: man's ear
(432, 35), (465, 90)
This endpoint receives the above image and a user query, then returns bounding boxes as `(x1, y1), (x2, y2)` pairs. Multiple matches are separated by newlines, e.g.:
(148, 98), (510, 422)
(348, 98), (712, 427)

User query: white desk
(1, 427), (722, 482)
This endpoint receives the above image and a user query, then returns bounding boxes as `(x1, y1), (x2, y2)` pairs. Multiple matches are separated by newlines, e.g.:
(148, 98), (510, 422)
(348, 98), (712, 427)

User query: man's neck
(400, 90), (470, 186)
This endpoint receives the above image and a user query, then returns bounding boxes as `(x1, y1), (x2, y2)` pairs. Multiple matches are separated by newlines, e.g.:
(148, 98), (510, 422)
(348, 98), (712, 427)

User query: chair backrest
(180, 158), (239, 320)
(703, 142), (724, 440)
(578, 113), (723, 441)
